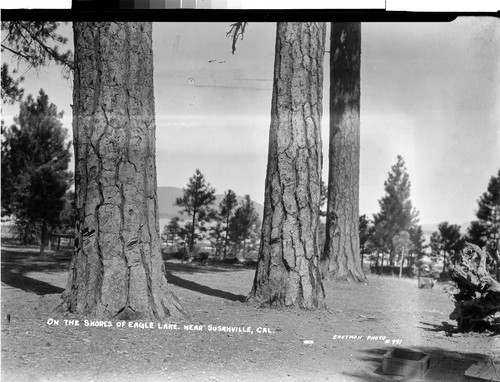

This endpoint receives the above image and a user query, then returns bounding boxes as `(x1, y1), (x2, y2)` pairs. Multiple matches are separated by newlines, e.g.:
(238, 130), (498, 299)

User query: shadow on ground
(1, 246), (71, 295)
(1, 271), (65, 295)
(420, 321), (457, 336)
(164, 260), (254, 274)
(165, 272), (247, 302)
(343, 346), (493, 381)
(1, 246), (249, 301)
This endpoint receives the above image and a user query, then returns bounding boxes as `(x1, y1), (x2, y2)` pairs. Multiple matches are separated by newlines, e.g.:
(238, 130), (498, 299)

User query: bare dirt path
(1, 245), (498, 382)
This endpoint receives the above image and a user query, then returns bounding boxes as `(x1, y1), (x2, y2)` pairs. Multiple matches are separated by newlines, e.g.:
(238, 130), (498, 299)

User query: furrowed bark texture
(62, 22), (186, 320)
(248, 22), (326, 309)
(322, 23), (366, 282)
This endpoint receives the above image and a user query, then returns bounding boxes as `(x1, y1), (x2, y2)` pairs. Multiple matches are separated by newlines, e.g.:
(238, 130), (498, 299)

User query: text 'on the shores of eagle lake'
(46, 318), (274, 334)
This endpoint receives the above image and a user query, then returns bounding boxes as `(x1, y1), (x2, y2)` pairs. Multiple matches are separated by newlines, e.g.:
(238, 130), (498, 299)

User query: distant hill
(420, 222), (471, 236)
(157, 186), (264, 220)
(157, 187), (184, 219)
(159, 187), (473, 237)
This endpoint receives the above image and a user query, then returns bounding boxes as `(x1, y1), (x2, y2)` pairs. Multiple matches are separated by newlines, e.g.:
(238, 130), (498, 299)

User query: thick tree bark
(248, 22), (326, 309)
(61, 22), (186, 320)
(321, 23), (366, 282)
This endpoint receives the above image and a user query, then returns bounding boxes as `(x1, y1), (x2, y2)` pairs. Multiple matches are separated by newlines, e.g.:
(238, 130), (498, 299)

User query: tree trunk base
(323, 272), (367, 283)
(321, 257), (367, 283)
(60, 247), (189, 321)
(246, 288), (327, 310)
(59, 287), (188, 321)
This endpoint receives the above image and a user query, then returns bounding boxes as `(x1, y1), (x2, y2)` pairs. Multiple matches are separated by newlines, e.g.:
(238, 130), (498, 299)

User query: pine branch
(19, 23), (73, 69)
(226, 22), (248, 54)
(1, 44), (32, 62)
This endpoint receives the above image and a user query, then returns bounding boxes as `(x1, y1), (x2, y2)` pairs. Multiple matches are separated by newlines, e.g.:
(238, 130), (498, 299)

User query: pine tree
(1, 89), (72, 252)
(175, 169), (216, 253)
(372, 156), (421, 265)
(208, 221), (225, 258)
(62, 22), (185, 320)
(468, 170), (500, 257)
(468, 221), (488, 248)
(229, 195), (260, 258)
(408, 225), (425, 254)
(430, 222), (465, 274)
(430, 222), (465, 256)
(322, 22), (365, 282)
(249, 22), (326, 309)
(219, 189), (238, 258)
(163, 217), (181, 249)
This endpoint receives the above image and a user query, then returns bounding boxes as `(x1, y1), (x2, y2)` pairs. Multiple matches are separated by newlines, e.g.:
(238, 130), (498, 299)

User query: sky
(2, 17), (499, 226)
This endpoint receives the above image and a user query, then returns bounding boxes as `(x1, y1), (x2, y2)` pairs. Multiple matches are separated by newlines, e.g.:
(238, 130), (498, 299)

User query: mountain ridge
(420, 222), (471, 236)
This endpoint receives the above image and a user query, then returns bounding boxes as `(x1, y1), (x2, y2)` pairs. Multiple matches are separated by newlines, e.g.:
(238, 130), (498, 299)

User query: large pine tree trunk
(61, 22), (185, 320)
(321, 22), (366, 282)
(248, 22), (326, 309)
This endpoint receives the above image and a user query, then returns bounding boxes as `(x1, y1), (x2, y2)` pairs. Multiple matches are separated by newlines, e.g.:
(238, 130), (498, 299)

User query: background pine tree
(1, 89), (72, 252)
(371, 155), (423, 266)
(467, 170), (500, 257)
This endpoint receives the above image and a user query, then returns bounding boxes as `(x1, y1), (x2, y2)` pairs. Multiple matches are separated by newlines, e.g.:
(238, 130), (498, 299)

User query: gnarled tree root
(449, 243), (500, 333)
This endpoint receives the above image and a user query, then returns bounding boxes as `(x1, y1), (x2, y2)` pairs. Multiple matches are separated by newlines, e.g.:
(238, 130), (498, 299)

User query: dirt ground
(1, 245), (498, 382)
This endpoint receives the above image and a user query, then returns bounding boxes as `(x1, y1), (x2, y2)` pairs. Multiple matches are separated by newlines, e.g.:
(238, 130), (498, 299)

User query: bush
(222, 257), (239, 264)
(193, 252), (210, 263)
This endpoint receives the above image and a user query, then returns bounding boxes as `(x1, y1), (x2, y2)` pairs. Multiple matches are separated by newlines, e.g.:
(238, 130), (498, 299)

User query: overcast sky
(2, 17), (499, 225)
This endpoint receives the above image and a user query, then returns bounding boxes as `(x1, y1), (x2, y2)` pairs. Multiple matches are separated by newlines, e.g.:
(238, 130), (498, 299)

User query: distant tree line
(428, 170), (500, 278)
(359, 161), (500, 280)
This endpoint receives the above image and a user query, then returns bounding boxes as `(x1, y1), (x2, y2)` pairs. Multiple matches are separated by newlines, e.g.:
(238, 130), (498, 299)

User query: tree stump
(449, 243), (500, 332)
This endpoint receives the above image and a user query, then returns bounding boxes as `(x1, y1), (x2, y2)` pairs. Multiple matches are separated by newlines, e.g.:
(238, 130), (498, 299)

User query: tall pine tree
(219, 189), (238, 259)
(1, 89), (72, 252)
(372, 156), (422, 265)
(62, 22), (186, 320)
(175, 169), (216, 253)
(322, 22), (365, 282)
(229, 195), (260, 258)
(249, 22), (326, 309)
